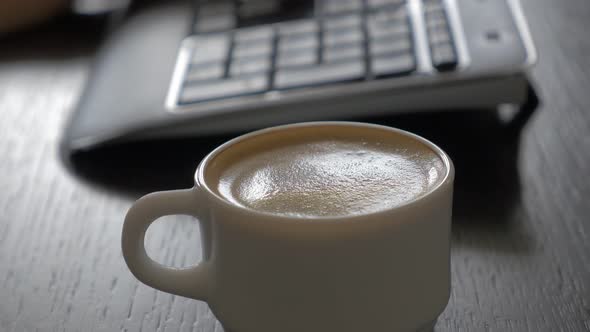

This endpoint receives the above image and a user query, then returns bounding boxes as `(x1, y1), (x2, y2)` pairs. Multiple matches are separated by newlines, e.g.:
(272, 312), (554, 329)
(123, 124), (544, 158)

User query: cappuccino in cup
(122, 122), (454, 332)
(208, 126), (446, 217)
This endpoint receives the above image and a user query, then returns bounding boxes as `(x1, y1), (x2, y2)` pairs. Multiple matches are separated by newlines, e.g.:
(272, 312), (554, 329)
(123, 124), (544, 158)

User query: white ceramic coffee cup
(122, 122), (454, 332)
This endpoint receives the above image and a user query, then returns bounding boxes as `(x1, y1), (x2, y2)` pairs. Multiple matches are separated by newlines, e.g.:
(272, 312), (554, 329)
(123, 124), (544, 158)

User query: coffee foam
(207, 126), (446, 218)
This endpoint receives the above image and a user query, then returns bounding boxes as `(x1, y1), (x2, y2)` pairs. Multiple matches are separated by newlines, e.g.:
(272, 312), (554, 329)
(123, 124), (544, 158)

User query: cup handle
(121, 188), (210, 301)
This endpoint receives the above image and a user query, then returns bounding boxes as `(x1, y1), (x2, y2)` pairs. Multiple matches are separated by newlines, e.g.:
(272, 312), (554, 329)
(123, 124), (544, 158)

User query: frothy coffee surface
(209, 128), (446, 217)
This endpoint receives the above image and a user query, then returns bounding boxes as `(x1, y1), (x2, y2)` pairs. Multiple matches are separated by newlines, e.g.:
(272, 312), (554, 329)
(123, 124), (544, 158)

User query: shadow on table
(63, 100), (538, 254)
(371, 106), (537, 254)
(63, 134), (234, 196)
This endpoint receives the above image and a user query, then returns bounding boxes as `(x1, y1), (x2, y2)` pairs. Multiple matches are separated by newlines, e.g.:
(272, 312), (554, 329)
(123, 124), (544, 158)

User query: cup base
(225, 320), (436, 332)
(416, 319), (436, 332)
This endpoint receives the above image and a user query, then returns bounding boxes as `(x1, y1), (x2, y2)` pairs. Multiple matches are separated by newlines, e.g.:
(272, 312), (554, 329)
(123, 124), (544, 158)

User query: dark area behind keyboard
(178, 0), (458, 104)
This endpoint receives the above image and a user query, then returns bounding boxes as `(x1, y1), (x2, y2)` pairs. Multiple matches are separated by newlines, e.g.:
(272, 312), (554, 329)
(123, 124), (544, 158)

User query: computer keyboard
(178, 0), (458, 104)
(64, 0), (537, 151)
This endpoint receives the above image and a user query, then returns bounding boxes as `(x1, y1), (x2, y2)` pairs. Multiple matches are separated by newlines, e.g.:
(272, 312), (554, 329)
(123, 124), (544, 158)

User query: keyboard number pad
(423, 0), (458, 71)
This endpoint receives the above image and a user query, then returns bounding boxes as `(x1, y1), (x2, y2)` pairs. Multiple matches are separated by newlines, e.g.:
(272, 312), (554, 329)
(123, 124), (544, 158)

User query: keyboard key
(367, 6), (408, 25)
(323, 29), (363, 47)
(185, 62), (225, 81)
(191, 34), (230, 64)
(323, 14), (362, 31)
(237, 0), (281, 18)
(234, 26), (274, 43)
(198, 1), (235, 16)
(277, 49), (318, 68)
(428, 27), (452, 45)
(180, 76), (268, 103)
(320, 0), (362, 15)
(278, 34), (319, 52)
(367, 0), (406, 9)
(425, 10), (449, 28)
(274, 61), (364, 89)
(194, 15), (236, 33)
(431, 43), (457, 71)
(372, 54), (415, 76)
(367, 20), (410, 39)
(323, 43), (364, 62)
(278, 20), (319, 37)
(369, 36), (412, 56)
(195, 2), (235, 33)
(422, 1), (444, 13)
(233, 40), (273, 58)
(230, 57), (271, 76)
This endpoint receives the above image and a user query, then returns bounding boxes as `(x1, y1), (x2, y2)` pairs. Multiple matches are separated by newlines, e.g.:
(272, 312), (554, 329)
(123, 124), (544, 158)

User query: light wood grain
(1, 1), (590, 331)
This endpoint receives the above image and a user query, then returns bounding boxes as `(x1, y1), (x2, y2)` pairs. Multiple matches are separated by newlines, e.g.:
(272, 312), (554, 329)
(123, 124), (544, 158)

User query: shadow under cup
(123, 122), (455, 332)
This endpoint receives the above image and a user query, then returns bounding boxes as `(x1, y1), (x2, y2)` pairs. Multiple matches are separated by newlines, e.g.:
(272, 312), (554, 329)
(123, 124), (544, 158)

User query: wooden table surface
(1, 1), (589, 331)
